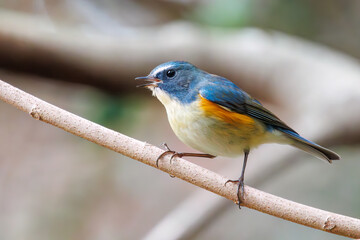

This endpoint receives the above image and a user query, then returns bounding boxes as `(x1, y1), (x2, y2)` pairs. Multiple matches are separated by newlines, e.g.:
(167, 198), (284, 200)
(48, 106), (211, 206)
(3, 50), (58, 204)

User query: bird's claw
(224, 179), (239, 186)
(156, 143), (179, 167)
(225, 178), (245, 208)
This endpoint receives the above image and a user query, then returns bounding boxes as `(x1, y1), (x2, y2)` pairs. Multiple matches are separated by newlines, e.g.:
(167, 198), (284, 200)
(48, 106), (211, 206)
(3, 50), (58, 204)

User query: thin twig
(0, 80), (359, 238)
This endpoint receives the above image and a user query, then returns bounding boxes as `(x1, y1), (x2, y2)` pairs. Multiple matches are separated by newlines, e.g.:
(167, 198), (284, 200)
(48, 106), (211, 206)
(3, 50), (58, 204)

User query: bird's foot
(156, 143), (176, 167)
(225, 177), (245, 209)
(156, 143), (216, 167)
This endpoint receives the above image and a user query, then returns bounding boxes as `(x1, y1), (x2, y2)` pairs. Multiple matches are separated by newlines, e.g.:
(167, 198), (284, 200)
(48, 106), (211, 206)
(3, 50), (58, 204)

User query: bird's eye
(166, 69), (176, 78)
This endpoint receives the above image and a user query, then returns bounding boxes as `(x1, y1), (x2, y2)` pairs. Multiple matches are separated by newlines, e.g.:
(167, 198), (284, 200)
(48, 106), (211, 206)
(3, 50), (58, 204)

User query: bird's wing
(198, 78), (296, 133)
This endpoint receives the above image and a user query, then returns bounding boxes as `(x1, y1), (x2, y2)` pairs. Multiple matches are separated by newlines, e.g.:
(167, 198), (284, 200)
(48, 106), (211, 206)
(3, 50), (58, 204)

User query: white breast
(152, 88), (265, 157)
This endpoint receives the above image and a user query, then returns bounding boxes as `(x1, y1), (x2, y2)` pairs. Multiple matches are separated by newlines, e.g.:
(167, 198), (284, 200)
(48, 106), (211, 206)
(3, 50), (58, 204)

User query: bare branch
(2, 9), (360, 99)
(0, 80), (359, 238)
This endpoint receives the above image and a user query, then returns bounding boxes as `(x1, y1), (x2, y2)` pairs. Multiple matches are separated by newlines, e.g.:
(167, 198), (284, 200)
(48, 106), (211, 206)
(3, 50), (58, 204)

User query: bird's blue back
(196, 74), (296, 132)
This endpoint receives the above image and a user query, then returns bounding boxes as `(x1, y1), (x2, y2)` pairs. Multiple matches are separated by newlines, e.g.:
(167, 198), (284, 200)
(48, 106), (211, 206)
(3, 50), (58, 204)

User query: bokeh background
(0, 1), (360, 239)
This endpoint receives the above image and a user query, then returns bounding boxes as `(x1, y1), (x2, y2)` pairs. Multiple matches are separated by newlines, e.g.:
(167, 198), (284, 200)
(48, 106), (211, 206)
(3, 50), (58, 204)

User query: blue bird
(136, 61), (340, 206)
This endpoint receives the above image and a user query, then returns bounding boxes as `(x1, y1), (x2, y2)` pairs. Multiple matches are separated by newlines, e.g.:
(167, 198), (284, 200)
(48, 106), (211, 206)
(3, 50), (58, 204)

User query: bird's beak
(135, 76), (162, 88)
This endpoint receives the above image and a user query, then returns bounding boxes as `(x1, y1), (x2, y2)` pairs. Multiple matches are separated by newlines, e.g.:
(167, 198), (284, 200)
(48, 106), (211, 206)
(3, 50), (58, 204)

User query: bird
(136, 61), (340, 207)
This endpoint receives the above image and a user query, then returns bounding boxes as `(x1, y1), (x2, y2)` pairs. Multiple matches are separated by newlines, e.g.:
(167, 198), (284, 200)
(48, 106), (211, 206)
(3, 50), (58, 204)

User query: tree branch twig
(0, 80), (359, 238)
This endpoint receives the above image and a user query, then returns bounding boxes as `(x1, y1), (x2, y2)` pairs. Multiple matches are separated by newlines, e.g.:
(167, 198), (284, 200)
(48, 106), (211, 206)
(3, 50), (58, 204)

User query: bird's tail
(279, 129), (340, 163)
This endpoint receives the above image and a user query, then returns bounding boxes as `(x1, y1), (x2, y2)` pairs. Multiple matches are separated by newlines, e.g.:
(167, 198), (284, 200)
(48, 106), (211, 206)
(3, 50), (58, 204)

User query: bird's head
(136, 61), (205, 104)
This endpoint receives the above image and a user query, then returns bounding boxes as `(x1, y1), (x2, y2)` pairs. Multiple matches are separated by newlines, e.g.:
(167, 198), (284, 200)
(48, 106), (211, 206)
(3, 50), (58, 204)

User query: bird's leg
(156, 143), (216, 167)
(225, 149), (250, 208)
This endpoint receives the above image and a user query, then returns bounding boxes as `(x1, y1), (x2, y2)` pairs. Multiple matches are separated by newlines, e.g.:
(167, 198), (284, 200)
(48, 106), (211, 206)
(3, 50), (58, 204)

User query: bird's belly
(164, 100), (268, 157)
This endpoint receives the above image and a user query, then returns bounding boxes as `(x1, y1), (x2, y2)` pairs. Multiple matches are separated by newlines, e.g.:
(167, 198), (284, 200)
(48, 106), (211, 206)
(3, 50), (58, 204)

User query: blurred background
(0, 1), (360, 239)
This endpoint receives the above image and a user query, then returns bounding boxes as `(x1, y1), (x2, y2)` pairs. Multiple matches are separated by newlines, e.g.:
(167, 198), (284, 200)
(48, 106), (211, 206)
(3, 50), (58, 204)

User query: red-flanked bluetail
(136, 61), (340, 207)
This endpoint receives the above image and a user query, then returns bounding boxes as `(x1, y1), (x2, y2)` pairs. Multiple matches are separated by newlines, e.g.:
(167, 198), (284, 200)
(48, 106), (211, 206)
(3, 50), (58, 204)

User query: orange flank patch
(199, 95), (255, 126)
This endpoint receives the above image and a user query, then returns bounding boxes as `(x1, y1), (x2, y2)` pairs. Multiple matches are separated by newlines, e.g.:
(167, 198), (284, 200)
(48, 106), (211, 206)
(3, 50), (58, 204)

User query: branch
(2, 9), (360, 100)
(144, 150), (305, 240)
(0, 79), (359, 238)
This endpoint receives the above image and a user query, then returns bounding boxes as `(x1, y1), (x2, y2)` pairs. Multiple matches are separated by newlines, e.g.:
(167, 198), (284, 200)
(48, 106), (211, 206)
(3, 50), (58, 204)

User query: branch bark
(0, 80), (359, 238)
